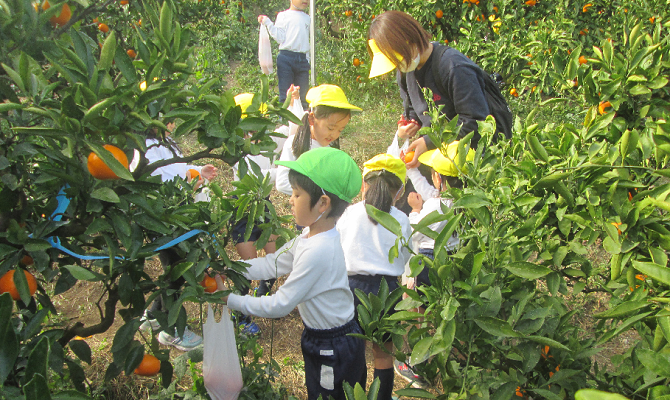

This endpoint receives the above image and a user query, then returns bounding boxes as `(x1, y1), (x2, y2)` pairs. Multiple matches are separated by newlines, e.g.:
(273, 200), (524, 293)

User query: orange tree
(0, 0), (298, 397)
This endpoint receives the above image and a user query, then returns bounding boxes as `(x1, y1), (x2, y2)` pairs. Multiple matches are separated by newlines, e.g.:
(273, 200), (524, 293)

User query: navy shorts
(349, 274), (400, 342)
(301, 319), (366, 400)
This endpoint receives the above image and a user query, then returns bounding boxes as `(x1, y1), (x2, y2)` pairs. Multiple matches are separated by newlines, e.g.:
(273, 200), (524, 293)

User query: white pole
(309, 0), (315, 86)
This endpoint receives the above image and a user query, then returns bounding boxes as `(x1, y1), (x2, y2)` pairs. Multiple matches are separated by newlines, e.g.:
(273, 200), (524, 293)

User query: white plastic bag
(203, 305), (243, 400)
(287, 97), (305, 137)
(259, 25), (273, 75)
(386, 131), (409, 158)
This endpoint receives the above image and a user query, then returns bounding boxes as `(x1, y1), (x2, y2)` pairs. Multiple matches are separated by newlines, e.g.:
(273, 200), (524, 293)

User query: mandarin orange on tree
(510, 88), (518, 97)
(187, 169), (200, 180)
(127, 49), (137, 58)
(42, 1), (72, 28)
(87, 145), (129, 180)
(200, 275), (217, 293)
(0, 270), (38, 301)
(436, 9), (443, 19)
(598, 101), (611, 115)
(579, 55), (587, 64)
(134, 354), (161, 376)
(98, 23), (109, 32)
(353, 58), (361, 67)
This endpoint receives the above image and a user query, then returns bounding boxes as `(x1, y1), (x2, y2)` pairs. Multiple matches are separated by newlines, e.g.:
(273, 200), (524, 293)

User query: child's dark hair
(292, 105), (351, 158)
(364, 170), (404, 225)
(288, 169), (350, 219)
(145, 126), (181, 157)
(441, 174), (464, 189)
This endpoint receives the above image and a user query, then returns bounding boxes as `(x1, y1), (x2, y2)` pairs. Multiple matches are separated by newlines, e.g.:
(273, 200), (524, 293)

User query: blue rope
(43, 186), (208, 260)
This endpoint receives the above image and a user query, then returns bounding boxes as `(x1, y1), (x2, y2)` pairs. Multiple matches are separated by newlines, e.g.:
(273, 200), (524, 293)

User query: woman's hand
(407, 192), (423, 212)
(397, 120), (420, 140)
(287, 84), (300, 107)
(200, 164), (218, 181)
(405, 137), (428, 168)
(257, 15), (267, 24)
(214, 274), (229, 303)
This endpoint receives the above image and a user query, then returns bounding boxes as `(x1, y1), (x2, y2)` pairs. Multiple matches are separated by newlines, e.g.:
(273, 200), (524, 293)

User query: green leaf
(238, 117), (275, 132)
(63, 265), (105, 282)
(113, 44), (138, 83)
(365, 204), (402, 236)
(24, 374), (51, 400)
(474, 317), (521, 337)
(1, 63), (25, 93)
(98, 31), (117, 71)
(0, 294), (19, 384)
(454, 194), (490, 209)
(633, 261), (670, 285)
(575, 389), (630, 400)
(91, 188), (120, 203)
(386, 311), (425, 321)
(409, 337), (433, 366)
(504, 262), (552, 279)
(24, 336), (49, 386)
(593, 300), (649, 319)
(69, 340), (92, 365)
(170, 262), (194, 281)
(52, 390), (94, 399)
(394, 389), (436, 399)
(637, 348), (670, 378)
(525, 336), (571, 351)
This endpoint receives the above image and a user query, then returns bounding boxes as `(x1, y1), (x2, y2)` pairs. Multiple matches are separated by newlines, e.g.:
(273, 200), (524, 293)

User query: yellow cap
(368, 39), (402, 79)
(306, 84), (362, 111)
(418, 140), (475, 177)
(234, 93), (267, 118)
(363, 153), (406, 183)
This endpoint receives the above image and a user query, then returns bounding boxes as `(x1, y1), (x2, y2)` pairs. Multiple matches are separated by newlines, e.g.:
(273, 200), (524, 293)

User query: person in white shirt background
(336, 154), (411, 400)
(141, 122), (218, 351)
(258, 0), (311, 108)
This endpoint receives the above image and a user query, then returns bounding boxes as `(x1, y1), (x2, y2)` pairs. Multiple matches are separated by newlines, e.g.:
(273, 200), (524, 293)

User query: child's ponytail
(364, 170), (404, 225)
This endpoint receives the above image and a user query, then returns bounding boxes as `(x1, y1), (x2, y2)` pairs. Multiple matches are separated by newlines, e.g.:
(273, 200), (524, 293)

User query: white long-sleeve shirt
(263, 10), (310, 60)
(409, 197), (459, 252)
(337, 202), (411, 277)
(227, 227), (355, 330)
(275, 135), (322, 195)
(145, 139), (200, 182)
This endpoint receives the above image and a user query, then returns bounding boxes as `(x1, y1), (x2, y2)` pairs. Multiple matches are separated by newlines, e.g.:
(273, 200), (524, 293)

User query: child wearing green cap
(336, 153), (412, 400)
(223, 147), (366, 400)
(276, 84), (361, 196)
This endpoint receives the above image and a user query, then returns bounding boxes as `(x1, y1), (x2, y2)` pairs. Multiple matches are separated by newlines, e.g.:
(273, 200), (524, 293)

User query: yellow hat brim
(363, 153), (406, 183)
(418, 141), (474, 177)
(306, 85), (362, 111)
(368, 39), (401, 79)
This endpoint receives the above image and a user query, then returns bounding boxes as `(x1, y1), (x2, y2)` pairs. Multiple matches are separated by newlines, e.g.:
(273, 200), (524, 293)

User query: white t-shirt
(145, 139), (200, 182)
(337, 202), (411, 277)
(409, 197), (459, 252)
(275, 134), (322, 195)
(263, 9), (311, 60)
(227, 227), (355, 330)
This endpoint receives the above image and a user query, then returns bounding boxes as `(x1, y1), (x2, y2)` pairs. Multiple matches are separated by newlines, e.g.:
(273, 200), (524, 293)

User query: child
(336, 154), (412, 400)
(276, 84), (361, 195)
(394, 140), (473, 384)
(258, 0), (311, 108)
(223, 147), (367, 400)
(142, 123), (218, 351)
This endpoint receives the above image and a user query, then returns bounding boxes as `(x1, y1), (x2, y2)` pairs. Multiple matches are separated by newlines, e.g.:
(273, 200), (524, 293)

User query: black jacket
(398, 43), (490, 149)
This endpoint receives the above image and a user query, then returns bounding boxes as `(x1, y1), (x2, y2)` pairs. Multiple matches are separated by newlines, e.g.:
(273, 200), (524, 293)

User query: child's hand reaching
(287, 84), (300, 107)
(257, 15), (268, 24)
(214, 274), (229, 303)
(407, 192), (423, 213)
(200, 164), (218, 181)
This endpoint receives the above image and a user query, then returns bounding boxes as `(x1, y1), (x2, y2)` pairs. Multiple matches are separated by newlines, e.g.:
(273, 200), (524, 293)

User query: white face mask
(398, 51), (421, 73)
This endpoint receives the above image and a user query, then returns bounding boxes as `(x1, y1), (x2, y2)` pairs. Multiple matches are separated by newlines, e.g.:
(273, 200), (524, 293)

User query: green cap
(275, 147), (362, 203)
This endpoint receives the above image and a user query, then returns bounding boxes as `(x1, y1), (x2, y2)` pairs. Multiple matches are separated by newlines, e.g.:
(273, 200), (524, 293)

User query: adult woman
(368, 11), (511, 166)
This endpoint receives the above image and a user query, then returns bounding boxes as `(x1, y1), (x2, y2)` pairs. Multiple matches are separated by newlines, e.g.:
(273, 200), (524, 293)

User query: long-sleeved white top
(263, 10), (310, 60)
(409, 197), (459, 252)
(227, 227), (355, 330)
(337, 202), (412, 277)
(145, 139), (200, 182)
(275, 134), (322, 195)
(406, 167), (439, 200)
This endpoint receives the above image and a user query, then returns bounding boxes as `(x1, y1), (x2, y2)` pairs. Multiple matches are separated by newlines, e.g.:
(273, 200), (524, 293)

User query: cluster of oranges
(37, 1), (72, 28)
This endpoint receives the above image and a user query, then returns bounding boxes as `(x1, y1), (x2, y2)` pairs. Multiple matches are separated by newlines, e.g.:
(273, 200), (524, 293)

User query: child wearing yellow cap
(276, 84), (361, 196)
(393, 140), (474, 385)
(336, 153), (411, 400)
(223, 147), (367, 400)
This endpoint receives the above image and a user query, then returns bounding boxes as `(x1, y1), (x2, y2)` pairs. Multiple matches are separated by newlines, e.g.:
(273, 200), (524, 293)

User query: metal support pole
(309, 0), (315, 86)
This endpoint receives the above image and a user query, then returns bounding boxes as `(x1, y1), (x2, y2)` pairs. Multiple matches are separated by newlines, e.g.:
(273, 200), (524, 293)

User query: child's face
(309, 112), (350, 147)
(289, 185), (326, 227)
(290, 0), (309, 11)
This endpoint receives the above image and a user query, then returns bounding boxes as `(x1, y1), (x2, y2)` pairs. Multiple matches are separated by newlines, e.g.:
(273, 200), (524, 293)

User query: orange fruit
(578, 55), (587, 64)
(524, 0), (536, 6)
(404, 151), (415, 163)
(42, 1), (72, 28)
(598, 101), (611, 115)
(435, 9), (443, 19)
(98, 23), (109, 33)
(20, 255), (34, 266)
(582, 3), (592, 12)
(127, 49), (137, 58)
(649, 16), (655, 23)
(0, 270), (38, 301)
(134, 354), (161, 376)
(225, 9), (229, 14)
(516, 387), (524, 397)
(510, 88), (518, 97)
(87, 145), (129, 180)
(493, 6), (498, 12)
(353, 58), (361, 67)
(120, 0), (128, 4)
(200, 275), (217, 293)
(137, 19), (141, 26)
(579, 28), (588, 35)
(531, 85), (537, 93)
(344, 10), (352, 17)
(92, 17), (98, 23)
(187, 169), (201, 180)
